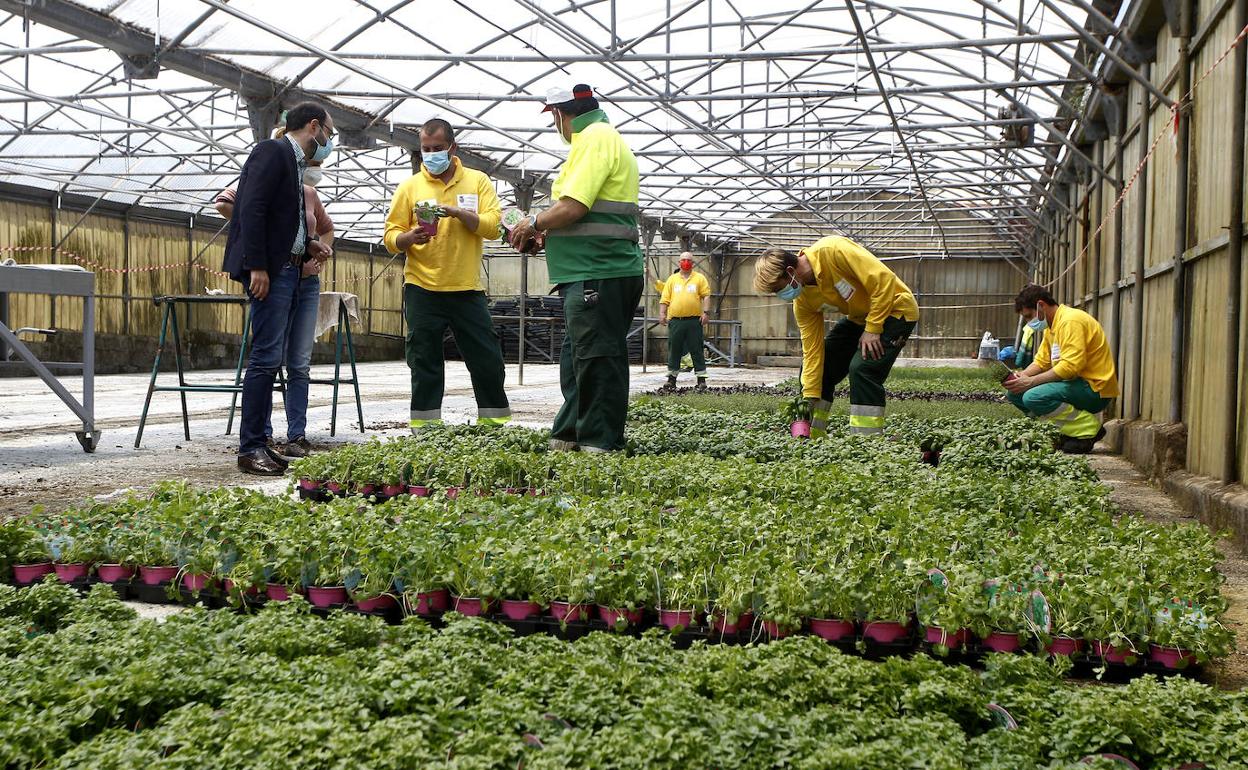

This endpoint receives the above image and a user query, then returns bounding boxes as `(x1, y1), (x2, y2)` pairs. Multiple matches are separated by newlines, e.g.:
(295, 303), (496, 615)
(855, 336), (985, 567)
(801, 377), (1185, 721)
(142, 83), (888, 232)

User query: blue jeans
(241, 264), (318, 454)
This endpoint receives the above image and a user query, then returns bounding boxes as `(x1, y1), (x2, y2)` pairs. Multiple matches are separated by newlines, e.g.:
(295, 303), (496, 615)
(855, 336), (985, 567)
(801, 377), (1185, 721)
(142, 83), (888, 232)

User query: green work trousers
(403, 283), (510, 429)
(666, 316), (707, 378)
(811, 316), (915, 435)
(552, 275), (644, 451)
(1006, 377), (1110, 439)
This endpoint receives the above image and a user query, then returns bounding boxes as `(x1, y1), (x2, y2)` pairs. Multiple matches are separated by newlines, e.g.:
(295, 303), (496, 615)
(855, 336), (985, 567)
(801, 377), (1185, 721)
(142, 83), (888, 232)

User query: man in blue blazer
(223, 102), (335, 475)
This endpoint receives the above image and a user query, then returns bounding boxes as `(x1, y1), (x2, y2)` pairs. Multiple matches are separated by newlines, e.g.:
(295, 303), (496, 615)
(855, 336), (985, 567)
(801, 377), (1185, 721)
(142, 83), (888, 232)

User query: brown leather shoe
(281, 437), (313, 458)
(238, 449), (285, 476)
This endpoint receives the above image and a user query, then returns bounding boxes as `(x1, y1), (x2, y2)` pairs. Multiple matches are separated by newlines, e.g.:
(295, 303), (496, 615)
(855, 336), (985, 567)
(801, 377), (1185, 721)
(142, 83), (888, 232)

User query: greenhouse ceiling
(0, 0), (1147, 259)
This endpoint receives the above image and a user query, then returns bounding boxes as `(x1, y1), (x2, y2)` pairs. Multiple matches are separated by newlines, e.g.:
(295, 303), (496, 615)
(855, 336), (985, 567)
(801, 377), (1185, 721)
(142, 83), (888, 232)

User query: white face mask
(553, 109), (571, 146)
(303, 166), (324, 187)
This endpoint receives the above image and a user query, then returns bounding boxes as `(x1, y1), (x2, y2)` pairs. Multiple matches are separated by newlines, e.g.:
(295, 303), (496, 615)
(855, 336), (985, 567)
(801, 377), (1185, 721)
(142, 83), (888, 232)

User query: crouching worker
(753, 237), (918, 437)
(1004, 284), (1118, 454)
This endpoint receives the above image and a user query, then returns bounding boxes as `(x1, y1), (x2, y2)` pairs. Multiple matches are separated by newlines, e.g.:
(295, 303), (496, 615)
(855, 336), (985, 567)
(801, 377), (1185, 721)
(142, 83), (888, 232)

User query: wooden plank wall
(1036, 0), (1248, 482)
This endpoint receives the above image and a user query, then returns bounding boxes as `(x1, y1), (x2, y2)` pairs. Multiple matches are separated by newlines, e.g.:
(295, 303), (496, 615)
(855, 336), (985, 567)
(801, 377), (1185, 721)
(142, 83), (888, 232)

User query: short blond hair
(753, 248), (797, 294)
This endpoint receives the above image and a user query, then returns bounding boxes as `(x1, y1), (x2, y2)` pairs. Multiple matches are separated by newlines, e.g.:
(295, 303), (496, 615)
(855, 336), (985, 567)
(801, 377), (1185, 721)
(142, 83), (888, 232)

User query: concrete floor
(0, 360), (793, 516)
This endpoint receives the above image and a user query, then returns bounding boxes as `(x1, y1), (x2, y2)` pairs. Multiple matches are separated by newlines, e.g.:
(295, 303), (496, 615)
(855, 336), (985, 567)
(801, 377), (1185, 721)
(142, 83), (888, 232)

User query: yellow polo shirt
(383, 158), (501, 291)
(1033, 305), (1120, 397)
(660, 271), (710, 318)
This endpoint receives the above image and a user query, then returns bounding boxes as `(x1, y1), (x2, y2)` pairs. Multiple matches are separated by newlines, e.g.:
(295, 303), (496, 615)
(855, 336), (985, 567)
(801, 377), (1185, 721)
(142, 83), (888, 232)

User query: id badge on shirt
(1051, 343), (1061, 361)
(834, 278), (855, 301)
(457, 193), (478, 213)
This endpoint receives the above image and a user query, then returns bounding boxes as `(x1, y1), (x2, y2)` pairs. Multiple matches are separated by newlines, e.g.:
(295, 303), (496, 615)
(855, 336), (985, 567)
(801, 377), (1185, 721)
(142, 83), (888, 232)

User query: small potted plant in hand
(414, 202), (445, 237)
(782, 395), (813, 439)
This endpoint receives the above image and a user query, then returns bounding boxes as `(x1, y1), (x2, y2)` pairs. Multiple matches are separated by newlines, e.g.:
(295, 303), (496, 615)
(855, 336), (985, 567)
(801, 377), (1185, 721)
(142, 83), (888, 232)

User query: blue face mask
(777, 276), (802, 302)
(311, 126), (334, 162)
(423, 150), (451, 175)
(1027, 317), (1048, 332)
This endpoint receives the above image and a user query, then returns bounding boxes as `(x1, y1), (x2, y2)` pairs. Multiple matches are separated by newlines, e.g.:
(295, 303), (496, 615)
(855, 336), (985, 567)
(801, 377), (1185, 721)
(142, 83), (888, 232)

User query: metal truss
(0, 0), (1153, 264)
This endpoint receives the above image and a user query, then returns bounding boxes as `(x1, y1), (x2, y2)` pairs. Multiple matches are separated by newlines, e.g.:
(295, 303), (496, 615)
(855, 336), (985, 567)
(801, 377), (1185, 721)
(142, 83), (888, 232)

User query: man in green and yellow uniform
(1004, 284), (1118, 454)
(508, 84), (643, 453)
(659, 252), (711, 389)
(384, 118), (510, 431)
(753, 237), (919, 437)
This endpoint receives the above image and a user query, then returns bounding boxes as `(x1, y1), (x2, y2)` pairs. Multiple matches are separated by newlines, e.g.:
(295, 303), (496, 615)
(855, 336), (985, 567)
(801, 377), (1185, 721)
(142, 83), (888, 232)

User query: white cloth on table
(315, 292), (360, 337)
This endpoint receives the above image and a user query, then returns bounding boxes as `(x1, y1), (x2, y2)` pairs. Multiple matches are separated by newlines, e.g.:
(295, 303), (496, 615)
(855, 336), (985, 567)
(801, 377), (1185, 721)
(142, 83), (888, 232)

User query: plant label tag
(834, 278), (855, 300)
(1029, 590), (1052, 633)
(457, 193), (478, 213)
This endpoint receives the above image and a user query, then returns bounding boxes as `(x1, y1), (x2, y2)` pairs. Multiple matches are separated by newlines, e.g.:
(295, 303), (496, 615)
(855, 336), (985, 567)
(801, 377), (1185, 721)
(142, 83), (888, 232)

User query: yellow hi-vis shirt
(1033, 305), (1120, 397)
(794, 236), (919, 399)
(660, 270), (710, 318)
(383, 157), (501, 291)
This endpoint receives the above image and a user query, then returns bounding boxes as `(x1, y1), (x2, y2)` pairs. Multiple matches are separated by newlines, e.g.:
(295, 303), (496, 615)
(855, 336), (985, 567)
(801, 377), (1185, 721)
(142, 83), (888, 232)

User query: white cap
(542, 84), (594, 112)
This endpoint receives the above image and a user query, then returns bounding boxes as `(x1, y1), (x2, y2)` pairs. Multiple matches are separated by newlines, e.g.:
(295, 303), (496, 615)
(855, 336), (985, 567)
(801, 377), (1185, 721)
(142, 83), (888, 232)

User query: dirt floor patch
(1089, 452), (1248, 689)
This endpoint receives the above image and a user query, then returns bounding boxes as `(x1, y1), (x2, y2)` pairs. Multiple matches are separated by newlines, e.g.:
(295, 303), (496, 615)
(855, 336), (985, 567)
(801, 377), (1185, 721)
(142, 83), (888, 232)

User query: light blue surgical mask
(423, 150), (451, 175)
(777, 275), (802, 302)
(311, 125), (334, 162)
(1027, 317), (1047, 332)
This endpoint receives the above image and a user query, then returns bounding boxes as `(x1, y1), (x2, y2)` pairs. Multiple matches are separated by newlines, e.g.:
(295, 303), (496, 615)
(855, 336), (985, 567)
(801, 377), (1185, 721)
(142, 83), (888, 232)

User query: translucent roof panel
(0, 0), (1134, 259)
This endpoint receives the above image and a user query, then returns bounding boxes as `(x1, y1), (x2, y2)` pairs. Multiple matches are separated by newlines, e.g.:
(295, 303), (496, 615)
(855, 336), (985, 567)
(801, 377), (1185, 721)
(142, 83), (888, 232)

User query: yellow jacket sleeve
(1033, 329), (1052, 370)
(473, 174), (502, 240)
(831, 240), (898, 334)
(696, 274), (711, 299)
(795, 293), (826, 398)
(659, 277), (673, 306)
(383, 182), (412, 255)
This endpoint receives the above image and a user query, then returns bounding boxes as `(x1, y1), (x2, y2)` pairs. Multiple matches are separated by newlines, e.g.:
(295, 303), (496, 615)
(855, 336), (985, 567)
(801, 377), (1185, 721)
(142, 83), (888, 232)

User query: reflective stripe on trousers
(810, 399), (832, 439)
(1038, 403), (1101, 439)
(410, 409), (442, 433)
(848, 404), (885, 435)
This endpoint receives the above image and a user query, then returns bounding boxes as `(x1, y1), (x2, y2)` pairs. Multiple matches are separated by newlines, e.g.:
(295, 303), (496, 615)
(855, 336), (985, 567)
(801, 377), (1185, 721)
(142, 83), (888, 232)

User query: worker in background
(222, 102), (334, 476)
(753, 237), (918, 437)
(383, 118), (510, 431)
(659, 251), (711, 389)
(1004, 284), (1118, 454)
(1001, 313), (1045, 370)
(506, 83), (643, 453)
(214, 149), (333, 459)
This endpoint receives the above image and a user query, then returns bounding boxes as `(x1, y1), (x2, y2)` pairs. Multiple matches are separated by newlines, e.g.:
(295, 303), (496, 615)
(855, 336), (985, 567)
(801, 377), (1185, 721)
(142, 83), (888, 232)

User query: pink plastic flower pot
(1149, 644), (1197, 669)
(326, 481), (345, 496)
(407, 485), (431, 497)
(354, 594), (398, 612)
(223, 579), (260, 597)
(597, 605), (644, 626)
(863, 620), (909, 644)
(53, 563), (90, 582)
(266, 583), (294, 602)
(139, 565), (179, 585)
(549, 601), (590, 623)
(408, 588), (450, 615)
(306, 585), (348, 608)
(452, 595), (494, 616)
(657, 608), (696, 630)
(358, 484), (378, 497)
(710, 611), (753, 635)
(762, 620), (791, 639)
(1092, 640), (1137, 664)
(419, 219), (438, 237)
(810, 618), (856, 642)
(445, 487), (461, 500)
(501, 599), (542, 620)
(790, 420), (811, 438)
(13, 562), (53, 585)
(1046, 635), (1084, 656)
(382, 484), (406, 498)
(96, 564), (135, 583)
(181, 573), (213, 592)
(982, 631), (1022, 653)
(297, 478), (322, 491)
(923, 626), (967, 647)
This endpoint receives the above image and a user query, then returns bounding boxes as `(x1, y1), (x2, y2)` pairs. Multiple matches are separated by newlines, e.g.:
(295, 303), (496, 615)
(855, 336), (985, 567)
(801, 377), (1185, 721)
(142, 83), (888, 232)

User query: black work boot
(695, 377), (707, 391)
(665, 375), (677, 389)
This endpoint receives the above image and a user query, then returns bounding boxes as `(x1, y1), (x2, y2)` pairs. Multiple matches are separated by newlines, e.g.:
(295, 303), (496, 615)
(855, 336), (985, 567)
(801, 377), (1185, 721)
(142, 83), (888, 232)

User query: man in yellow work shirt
(1004, 284), (1118, 454)
(507, 84), (643, 453)
(659, 252), (711, 389)
(753, 237), (918, 437)
(383, 118), (510, 430)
